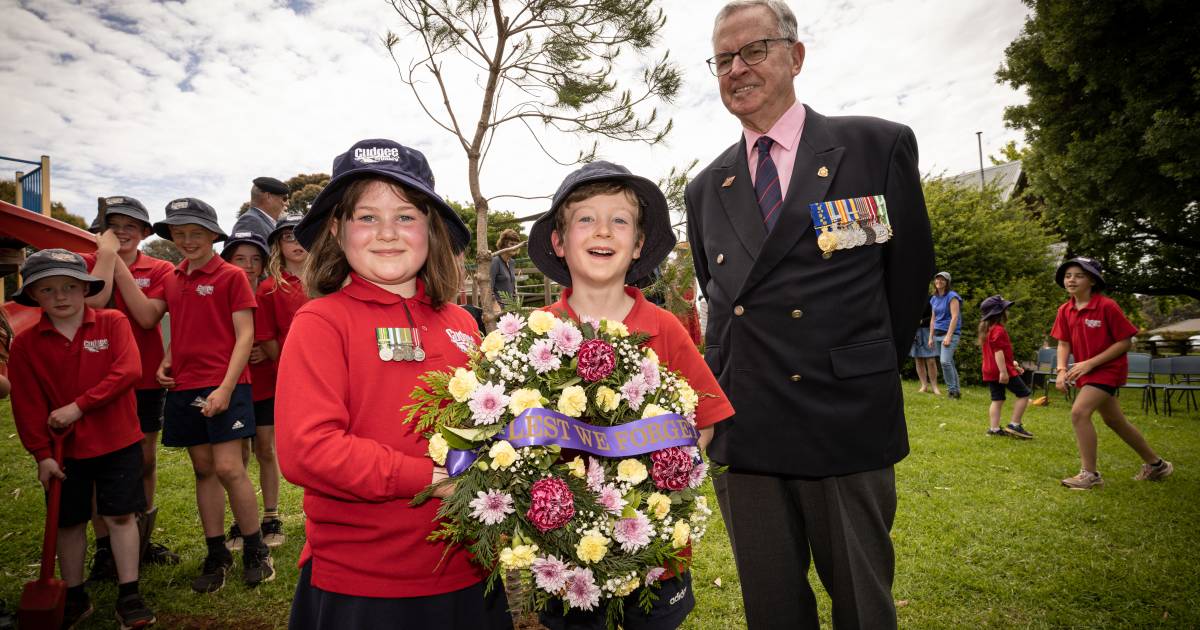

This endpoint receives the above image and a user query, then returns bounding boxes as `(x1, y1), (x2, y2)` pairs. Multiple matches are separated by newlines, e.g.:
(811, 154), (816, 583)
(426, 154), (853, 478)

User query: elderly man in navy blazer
(685, 1), (935, 628)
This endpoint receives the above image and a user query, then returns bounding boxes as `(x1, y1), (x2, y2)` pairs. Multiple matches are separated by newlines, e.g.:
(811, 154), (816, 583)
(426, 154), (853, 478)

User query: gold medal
(817, 229), (838, 254)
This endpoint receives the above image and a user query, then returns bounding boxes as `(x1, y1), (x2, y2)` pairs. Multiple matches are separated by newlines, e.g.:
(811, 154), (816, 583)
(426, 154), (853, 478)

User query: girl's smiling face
(333, 180), (430, 296)
(550, 192), (644, 289)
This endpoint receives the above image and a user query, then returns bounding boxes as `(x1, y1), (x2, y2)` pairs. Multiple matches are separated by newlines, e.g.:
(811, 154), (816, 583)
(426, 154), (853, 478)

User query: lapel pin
(817, 166), (829, 178)
(722, 176), (736, 188)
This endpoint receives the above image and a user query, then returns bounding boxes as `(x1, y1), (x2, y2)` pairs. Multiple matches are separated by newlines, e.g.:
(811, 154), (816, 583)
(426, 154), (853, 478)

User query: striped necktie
(754, 136), (783, 231)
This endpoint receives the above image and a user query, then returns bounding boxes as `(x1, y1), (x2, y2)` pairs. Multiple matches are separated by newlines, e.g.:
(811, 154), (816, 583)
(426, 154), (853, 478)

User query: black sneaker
(243, 543), (275, 586)
(191, 551), (233, 593)
(61, 593), (93, 629)
(949, 390), (962, 399)
(224, 522), (243, 552)
(1004, 423), (1034, 439)
(986, 428), (1006, 437)
(142, 541), (181, 566)
(261, 518), (285, 548)
(115, 592), (156, 629)
(86, 545), (117, 584)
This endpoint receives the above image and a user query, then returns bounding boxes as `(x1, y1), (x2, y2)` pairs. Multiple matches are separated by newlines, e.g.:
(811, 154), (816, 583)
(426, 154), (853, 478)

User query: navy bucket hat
(269, 214), (304, 247)
(528, 160), (675, 287)
(221, 214), (270, 262)
(12, 249), (105, 306)
(153, 197), (227, 241)
(294, 139), (469, 253)
(1055, 256), (1106, 292)
(979, 295), (1015, 320)
(89, 195), (153, 234)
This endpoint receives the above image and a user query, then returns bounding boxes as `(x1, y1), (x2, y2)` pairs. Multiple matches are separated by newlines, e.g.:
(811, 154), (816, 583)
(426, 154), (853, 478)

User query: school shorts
(57, 441), (146, 528)
(163, 384), (256, 447)
(540, 571), (694, 630)
(1083, 383), (1118, 396)
(289, 562), (512, 630)
(253, 398), (275, 427)
(987, 378), (1032, 401)
(135, 388), (166, 434)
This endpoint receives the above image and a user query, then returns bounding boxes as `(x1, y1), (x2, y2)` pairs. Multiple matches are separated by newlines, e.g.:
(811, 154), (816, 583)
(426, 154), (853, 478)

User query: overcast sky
(1, 0), (1030, 233)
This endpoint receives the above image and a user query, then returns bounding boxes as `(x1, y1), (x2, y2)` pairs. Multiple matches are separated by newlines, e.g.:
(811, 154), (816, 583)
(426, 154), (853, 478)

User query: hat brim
(268, 221), (300, 246)
(103, 206), (153, 229)
(295, 171), (469, 253)
(1055, 259), (1106, 291)
(12, 269), (105, 306)
(153, 215), (228, 242)
(980, 299), (1015, 319)
(528, 173), (675, 288)
(221, 235), (269, 261)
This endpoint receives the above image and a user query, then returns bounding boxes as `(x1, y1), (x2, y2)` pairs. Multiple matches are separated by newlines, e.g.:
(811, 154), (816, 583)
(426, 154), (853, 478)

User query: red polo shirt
(163, 254), (255, 390)
(275, 274), (486, 598)
(981, 323), (1020, 381)
(81, 251), (174, 391)
(548, 286), (734, 429)
(1051, 294), (1139, 387)
(8, 307), (143, 461)
(256, 272), (309, 347)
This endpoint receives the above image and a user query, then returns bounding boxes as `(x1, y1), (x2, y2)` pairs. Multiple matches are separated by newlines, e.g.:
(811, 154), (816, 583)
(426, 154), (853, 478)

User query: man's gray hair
(713, 0), (799, 44)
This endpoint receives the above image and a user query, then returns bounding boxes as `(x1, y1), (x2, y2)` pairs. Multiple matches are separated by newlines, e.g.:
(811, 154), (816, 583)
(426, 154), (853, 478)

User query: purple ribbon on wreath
(445, 407), (699, 476)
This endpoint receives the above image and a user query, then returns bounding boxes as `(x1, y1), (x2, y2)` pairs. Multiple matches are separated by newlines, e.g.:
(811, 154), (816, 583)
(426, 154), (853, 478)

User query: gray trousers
(714, 466), (898, 630)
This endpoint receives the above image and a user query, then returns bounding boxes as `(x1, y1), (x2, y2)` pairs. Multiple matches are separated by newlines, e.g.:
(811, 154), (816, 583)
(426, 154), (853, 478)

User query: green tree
(0, 180), (88, 229)
(142, 238), (183, 265)
(997, 0), (1200, 298)
(924, 178), (1062, 385)
(385, 0), (681, 321)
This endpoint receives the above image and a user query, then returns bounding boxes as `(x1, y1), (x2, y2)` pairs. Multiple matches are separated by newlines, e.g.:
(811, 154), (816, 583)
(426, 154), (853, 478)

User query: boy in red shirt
(977, 295), (1032, 438)
(1052, 257), (1172, 489)
(8, 249), (156, 628)
(81, 196), (181, 577)
(151, 198), (273, 591)
(527, 161), (734, 630)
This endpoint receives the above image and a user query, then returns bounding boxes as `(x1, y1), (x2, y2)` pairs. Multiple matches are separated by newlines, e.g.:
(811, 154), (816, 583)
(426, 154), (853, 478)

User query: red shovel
(17, 428), (69, 629)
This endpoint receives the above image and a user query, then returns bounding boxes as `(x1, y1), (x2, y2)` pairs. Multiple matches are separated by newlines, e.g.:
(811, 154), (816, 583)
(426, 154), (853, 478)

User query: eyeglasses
(707, 38), (794, 77)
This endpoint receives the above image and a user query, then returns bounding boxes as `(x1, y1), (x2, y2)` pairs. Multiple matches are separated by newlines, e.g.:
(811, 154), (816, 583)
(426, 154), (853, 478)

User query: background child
(910, 302), (940, 394)
(276, 139), (510, 629)
(7, 249), (155, 628)
(249, 213), (310, 547)
(1052, 257), (1172, 489)
(977, 295), (1032, 438)
(81, 196), (181, 579)
(219, 222), (280, 552)
(152, 198), (273, 591)
(527, 160), (734, 630)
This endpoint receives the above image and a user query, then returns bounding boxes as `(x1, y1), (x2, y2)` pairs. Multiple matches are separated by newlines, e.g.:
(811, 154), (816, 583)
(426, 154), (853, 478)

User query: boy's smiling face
(30, 275), (86, 321)
(105, 214), (152, 255)
(169, 224), (220, 264)
(551, 191), (644, 289)
(1062, 265), (1095, 297)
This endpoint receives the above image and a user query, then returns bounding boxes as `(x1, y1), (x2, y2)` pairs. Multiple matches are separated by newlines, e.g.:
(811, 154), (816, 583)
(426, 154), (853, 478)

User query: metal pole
(41, 155), (51, 216)
(15, 171), (24, 208)
(975, 132), (985, 191)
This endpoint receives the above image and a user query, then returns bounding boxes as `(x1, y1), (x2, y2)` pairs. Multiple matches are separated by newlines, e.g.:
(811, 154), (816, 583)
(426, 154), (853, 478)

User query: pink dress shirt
(744, 100), (807, 201)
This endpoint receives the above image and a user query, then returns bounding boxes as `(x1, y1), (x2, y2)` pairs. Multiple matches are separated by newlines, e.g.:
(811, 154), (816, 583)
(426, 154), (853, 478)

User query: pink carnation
(549, 320), (583, 355)
(527, 477), (576, 533)
(650, 447), (695, 491)
(576, 339), (616, 382)
(527, 339), (562, 374)
(531, 555), (569, 592)
(613, 513), (652, 552)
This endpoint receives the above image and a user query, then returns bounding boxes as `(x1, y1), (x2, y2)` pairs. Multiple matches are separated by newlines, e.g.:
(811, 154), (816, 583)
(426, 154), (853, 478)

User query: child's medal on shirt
(375, 327), (425, 362)
(376, 328), (394, 361)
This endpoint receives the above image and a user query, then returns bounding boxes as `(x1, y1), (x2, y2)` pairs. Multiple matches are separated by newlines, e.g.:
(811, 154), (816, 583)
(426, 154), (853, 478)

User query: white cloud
(0, 0), (1029, 231)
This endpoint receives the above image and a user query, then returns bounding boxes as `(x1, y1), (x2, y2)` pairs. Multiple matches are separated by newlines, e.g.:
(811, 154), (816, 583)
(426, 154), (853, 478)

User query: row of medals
(817, 219), (892, 258)
(379, 342), (425, 362)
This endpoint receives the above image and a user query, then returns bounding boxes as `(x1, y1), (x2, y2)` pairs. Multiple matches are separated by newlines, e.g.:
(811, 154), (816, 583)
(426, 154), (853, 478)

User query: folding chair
(1119, 353), (1153, 408)
(1031, 347), (1057, 398)
(1147, 357), (1173, 414)
(1161, 356), (1200, 415)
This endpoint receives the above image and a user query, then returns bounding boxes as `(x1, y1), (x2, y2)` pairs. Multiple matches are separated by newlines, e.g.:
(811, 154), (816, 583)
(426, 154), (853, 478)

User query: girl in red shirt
(1052, 257), (1172, 489)
(275, 139), (511, 630)
(977, 296), (1032, 439)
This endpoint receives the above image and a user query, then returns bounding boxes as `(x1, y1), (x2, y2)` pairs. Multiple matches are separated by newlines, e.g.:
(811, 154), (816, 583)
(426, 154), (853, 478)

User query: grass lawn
(1, 382), (1196, 628)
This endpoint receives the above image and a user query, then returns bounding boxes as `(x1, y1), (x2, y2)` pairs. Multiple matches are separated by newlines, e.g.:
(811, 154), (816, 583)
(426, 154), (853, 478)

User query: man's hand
(249, 345), (267, 364)
(202, 386), (232, 418)
(698, 427), (714, 452)
(48, 403), (83, 429)
(37, 458), (65, 490)
(430, 465), (455, 499)
(97, 229), (120, 254)
(156, 360), (176, 389)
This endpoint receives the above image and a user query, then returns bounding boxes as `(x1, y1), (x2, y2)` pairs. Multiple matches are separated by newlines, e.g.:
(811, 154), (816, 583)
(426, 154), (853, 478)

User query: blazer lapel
(737, 106), (844, 299)
(715, 138), (767, 259)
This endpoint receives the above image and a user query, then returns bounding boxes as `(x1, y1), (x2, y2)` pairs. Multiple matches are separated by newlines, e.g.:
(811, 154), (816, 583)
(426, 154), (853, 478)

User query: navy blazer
(686, 106), (935, 477)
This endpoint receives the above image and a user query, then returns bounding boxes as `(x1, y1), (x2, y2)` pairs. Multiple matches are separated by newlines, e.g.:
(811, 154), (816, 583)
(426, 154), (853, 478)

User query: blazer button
(716, 253), (725, 265)
(791, 309), (803, 319)
(790, 374), (802, 382)
(733, 305), (745, 316)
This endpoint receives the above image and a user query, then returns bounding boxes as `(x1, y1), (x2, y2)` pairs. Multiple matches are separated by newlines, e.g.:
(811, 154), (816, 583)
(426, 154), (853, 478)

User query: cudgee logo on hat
(233, 232), (253, 238)
(170, 200), (189, 210)
(353, 146), (401, 164)
(48, 251), (76, 262)
(106, 196), (126, 205)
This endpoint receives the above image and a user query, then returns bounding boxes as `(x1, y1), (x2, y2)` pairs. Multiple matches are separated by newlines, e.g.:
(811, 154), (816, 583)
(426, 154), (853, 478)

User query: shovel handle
(38, 428), (70, 581)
